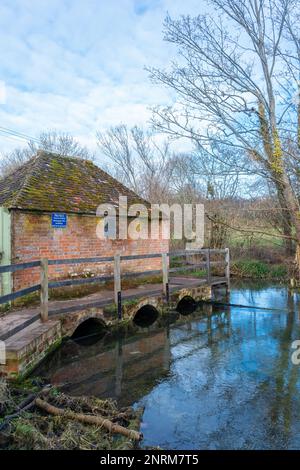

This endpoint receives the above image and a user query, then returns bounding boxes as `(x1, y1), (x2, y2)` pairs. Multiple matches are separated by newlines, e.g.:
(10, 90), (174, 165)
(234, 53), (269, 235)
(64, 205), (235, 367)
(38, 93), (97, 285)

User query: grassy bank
(231, 259), (288, 281)
(170, 256), (289, 282)
(0, 378), (143, 450)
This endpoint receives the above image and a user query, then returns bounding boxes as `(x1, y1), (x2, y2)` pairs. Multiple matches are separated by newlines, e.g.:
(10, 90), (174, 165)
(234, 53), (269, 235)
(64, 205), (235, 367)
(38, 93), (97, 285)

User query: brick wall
(11, 210), (169, 291)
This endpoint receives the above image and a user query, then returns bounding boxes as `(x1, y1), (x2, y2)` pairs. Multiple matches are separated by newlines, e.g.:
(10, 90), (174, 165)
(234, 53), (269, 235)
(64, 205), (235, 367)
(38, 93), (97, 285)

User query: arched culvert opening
(133, 305), (159, 328)
(71, 318), (107, 344)
(176, 296), (197, 315)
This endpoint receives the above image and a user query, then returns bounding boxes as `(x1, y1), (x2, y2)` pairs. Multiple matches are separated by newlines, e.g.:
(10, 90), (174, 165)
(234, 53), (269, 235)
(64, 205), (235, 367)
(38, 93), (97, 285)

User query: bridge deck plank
(0, 277), (226, 344)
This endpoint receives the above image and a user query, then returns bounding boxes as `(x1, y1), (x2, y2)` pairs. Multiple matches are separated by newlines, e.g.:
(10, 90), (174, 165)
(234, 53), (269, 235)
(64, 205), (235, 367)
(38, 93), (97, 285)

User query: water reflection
(34, 282), (300, 449)
(35, 328), (172, 405)
(35, 304), (230, 407)
(140, 285), (300, 450)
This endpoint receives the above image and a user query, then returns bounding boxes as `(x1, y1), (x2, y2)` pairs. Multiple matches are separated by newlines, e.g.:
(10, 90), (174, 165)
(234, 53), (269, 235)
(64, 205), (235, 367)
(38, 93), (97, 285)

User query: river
(33, 281), (300, 450)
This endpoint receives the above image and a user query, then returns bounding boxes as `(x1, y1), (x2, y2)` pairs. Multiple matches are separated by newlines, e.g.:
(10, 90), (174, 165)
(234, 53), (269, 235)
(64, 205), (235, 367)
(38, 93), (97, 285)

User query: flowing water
(34, 281), (300, 450)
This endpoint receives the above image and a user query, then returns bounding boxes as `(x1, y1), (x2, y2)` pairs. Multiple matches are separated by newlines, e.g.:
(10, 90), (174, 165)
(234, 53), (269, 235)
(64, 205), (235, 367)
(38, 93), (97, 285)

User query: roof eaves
(11, 155), (39, 209)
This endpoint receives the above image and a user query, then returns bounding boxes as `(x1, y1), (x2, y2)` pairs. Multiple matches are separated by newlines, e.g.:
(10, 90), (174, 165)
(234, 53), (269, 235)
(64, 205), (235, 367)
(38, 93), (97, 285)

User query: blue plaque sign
(51, 213), (67, 228)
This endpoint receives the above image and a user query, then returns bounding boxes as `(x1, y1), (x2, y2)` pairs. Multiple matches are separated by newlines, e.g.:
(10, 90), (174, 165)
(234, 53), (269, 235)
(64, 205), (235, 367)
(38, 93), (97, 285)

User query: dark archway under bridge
(0, 249), (229, 377)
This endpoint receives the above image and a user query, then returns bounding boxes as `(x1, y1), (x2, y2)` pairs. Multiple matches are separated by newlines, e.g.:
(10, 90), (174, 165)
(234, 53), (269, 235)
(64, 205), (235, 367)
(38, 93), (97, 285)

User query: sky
(0, 0), (207, 158)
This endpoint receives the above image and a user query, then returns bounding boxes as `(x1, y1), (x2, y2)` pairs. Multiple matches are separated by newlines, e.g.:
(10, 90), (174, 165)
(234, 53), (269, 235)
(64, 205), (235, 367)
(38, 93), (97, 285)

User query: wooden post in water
(162, 253), (169, 302)
(40, 258), (48, 322)
(114, 254), (122, 319)
(225, 247), (230, 292)
(206, 249), (211, 284)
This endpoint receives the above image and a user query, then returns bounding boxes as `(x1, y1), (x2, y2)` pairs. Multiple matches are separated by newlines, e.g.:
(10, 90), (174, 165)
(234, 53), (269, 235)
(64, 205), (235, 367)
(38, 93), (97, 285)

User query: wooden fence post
(225, 247), (230, 292)
(206, 249), (211, 284)
(162, 253), (169, 302)
(114, 254), (122, 319)
(40, 258), (48, 322)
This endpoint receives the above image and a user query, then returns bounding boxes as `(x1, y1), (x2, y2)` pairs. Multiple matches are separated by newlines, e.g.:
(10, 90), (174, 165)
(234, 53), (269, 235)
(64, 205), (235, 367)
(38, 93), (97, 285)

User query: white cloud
(0, 0), (206, 155)
(0, 81), (6, 104)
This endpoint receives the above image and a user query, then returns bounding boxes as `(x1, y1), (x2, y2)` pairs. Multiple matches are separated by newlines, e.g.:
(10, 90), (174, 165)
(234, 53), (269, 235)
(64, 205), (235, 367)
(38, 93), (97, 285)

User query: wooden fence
(0, 248), (230, 322)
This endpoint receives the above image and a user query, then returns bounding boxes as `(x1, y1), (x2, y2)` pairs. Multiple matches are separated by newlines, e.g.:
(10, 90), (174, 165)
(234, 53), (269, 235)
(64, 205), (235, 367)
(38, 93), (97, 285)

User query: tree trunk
(279, 172), (300, 276)
(276, 187), (294, 256)
(257, 102), (296, 257)
(283, 229), (294, 256)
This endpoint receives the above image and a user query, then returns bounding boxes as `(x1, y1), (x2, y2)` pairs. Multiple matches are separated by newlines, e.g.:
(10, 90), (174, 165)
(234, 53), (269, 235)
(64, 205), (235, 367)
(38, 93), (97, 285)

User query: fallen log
(35, 398), (143, 442)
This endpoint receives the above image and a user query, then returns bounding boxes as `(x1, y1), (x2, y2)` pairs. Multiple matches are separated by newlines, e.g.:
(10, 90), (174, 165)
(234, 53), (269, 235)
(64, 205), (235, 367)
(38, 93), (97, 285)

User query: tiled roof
(0, 151), (150, 214)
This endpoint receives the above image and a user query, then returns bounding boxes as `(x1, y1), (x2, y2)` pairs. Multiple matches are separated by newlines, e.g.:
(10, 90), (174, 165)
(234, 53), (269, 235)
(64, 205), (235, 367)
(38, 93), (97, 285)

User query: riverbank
(0, 378), (143, 450)
(172, 258), (290, 282)
(230, 259), (288, 281)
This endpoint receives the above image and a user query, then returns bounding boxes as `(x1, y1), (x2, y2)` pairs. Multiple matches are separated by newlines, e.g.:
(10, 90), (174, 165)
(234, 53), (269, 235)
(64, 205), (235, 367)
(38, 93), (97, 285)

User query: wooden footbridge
(0, 248), (230, 377)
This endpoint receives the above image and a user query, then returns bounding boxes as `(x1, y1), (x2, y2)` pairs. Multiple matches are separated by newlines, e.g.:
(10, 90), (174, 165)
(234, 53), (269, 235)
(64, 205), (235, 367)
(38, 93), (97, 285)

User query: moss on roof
(0, 151), (150, 214)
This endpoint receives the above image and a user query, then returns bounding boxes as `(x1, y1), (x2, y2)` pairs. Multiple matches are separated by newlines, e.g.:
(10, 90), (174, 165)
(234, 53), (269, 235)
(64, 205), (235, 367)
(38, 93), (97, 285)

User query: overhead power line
(0, 126), (41, 144)
(0, 133), (29, 144)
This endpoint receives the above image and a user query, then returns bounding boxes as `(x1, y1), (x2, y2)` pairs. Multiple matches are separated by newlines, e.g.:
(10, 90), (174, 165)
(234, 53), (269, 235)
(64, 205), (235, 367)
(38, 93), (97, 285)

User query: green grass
(231, 260), (288, 280)
(170, 256), (186, 268)
(269, 264), (288, 279)
(228, 227), (285, 248)
(172, 268), (206, 278)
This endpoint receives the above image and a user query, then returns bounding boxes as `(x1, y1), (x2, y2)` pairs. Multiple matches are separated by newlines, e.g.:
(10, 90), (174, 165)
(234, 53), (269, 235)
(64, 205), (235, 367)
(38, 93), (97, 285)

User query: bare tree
(97, 124), (178, 202)
(189, 143), (250, 247)
(0, 130), (94, 177)
(0, 148), (30, 177)
(147, 0), (300, 262)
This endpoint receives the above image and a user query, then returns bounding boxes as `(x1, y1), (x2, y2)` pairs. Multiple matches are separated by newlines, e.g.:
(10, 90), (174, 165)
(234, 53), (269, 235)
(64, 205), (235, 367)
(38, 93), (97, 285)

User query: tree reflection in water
(33, 282), (300, 449)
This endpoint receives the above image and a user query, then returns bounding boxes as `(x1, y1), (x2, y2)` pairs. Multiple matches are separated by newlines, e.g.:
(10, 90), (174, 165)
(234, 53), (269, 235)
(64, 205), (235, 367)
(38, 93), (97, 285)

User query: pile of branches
(0, 379), (143, 450)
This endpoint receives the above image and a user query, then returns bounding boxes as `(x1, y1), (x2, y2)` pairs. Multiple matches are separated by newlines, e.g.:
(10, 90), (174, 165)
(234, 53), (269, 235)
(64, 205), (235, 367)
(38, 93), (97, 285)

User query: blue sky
(0, 0), (205, 156)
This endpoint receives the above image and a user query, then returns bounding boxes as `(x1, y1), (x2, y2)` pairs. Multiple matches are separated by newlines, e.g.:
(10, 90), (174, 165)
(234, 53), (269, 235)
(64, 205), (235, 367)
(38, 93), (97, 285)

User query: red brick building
(0, 151), (168, 293)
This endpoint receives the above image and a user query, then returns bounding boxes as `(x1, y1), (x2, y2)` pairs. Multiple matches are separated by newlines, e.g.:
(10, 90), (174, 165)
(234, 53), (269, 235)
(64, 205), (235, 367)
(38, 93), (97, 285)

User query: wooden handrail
(0, 260), (40, 274)
(0, 284), (41, 305)
(0, 248), (230, 321)
(0, 248), (227, 273)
